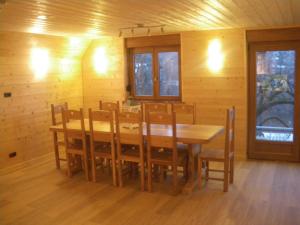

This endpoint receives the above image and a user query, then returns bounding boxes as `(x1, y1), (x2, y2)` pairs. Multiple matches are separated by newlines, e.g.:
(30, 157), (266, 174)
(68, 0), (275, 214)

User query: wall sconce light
(60, 58), (73, 73)
(207, 39), (224, 73)
(93, 47), (108, 74)
(30, 48), (50, 80)
(69, 37), (81, 48)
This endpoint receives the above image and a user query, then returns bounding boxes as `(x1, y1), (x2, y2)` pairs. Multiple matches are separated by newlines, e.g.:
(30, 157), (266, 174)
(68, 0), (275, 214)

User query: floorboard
(1, 156), (300, 225)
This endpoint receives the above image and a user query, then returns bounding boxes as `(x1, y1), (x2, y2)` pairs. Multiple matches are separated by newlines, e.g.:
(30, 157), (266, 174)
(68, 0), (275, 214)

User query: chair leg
(53, 134), (60, 169)
(198, 157), (203, 189)
(224, 160), (229, 192)
(118, 160), (123, 187)
(183, 158), (188, 181)
(140, 157), (145, 191)
(147, 161), (152, 192)
(205, 161), (209, 182)
(159, 166), (165, 183)
(100, 158), (105, 172)
(153, 165), (159, 181)
(83, 155), (89, 181)
(91, 155), (97, 182)
(111, 158), (117, 186)
(172, 163), (178, 195)
(230, 157), (234, 184)
(108, 159), (112, 175)
(66, 153), (72, 178)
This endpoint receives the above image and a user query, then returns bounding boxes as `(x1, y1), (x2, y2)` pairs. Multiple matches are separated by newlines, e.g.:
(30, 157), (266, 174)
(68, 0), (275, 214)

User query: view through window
(256, 50), (295, 142)
(131, 46), (180, 100)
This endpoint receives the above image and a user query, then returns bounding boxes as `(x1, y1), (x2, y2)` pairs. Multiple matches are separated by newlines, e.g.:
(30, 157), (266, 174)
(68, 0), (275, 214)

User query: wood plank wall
(1, 29), (247, 169)
(0, 32), (90, 168)
(181, 29), (247, 158)
(82, 37), (126, 112)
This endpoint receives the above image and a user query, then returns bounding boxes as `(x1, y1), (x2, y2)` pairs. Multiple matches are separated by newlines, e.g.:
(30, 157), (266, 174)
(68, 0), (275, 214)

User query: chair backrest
(99, 101), (120, 113)
(144, 103), (168, 113)
(144, 103), (168, 121)
(89, 109), (114, 144)
(116, 111), (143, 146)
(62, 108), (86, 148)
(146, 111), (176, 149)
(171, 103), (196, 124)
(224, 106), (235, 159)
(51, 102), (68, 125)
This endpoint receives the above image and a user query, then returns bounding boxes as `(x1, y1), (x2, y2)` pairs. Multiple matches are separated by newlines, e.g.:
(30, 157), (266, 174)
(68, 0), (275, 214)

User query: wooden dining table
(49, 119), (224, 193)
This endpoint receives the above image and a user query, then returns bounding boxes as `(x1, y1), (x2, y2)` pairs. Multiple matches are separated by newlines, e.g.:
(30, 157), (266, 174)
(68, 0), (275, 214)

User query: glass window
(134, 53), (153, 96)
(131, 46), (180, 100)
(158, 52), (179, 96)
(256, 50), (295, 142)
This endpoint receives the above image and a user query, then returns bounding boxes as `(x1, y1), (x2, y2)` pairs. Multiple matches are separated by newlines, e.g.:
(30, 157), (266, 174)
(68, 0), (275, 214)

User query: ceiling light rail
(118, 24), (165, 37)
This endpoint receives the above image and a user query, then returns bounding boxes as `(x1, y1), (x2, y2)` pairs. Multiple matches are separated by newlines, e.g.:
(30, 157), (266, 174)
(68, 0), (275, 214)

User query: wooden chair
(171, 103), (196, 124)
(198, 106), (235, 192)
(146, 111), (187, 194)
(171, 103), (197, 178)
(89, 109), (117, 186)
(51, 103), (68, 169)
(99, 100), (120, 113)
(62, 108), (89, 180)
(116, 111), (145, 191)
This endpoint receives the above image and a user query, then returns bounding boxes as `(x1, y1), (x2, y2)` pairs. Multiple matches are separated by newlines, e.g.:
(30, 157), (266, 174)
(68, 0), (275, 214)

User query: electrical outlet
(9, 152), (17, 158)
(4, 92), (12, 98)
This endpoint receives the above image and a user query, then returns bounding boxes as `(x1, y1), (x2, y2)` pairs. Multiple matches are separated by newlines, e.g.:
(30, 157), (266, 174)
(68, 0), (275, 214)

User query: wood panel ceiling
(0, 0), (300, 37)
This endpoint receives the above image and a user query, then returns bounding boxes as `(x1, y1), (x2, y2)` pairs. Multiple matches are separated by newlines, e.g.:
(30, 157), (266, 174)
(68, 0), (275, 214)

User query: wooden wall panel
(181, 29), (247, 158)
(82, 37), (126, 112)
(1, 28), (248, 169)
(0, 32), (90, 168)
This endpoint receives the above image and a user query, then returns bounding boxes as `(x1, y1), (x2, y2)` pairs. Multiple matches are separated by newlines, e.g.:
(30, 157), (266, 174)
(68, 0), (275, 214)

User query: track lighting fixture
(118, 24), (165, 37)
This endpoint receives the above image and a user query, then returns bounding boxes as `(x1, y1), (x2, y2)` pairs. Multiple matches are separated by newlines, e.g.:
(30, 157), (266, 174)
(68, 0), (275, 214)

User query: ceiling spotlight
(161, 26), (164, 33)
(147, 28), (150, 36)
(131, 28), (134, 36)
(119, 30), (122, 37)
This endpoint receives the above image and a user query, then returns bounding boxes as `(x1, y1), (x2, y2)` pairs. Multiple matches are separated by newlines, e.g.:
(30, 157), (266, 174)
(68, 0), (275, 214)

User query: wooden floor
(1, 156), (300, 225)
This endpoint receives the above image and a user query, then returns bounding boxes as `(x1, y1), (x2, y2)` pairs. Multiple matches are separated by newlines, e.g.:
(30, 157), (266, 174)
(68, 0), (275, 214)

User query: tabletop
(50, 119), (224, 145)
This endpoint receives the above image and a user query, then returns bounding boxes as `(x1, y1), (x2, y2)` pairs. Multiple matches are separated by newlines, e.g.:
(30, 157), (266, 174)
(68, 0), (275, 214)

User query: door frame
(247, 40), (300, 161)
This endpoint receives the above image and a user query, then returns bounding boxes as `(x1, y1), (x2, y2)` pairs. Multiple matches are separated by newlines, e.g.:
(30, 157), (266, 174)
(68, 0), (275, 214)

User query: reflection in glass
(159, 52), (179, 96)
(134, 53), (153, 96)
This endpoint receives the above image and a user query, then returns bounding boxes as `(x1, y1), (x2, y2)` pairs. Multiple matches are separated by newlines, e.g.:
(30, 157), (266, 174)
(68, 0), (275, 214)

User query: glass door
(248, 42), (300, 161)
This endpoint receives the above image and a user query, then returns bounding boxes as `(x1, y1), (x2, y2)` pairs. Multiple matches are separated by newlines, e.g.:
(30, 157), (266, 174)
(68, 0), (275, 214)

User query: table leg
(182, 143), (201, 194)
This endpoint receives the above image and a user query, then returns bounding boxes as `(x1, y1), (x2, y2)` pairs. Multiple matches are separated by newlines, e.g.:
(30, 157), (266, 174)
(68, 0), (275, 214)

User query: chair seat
(200, 149), (234, 161)
(67, 142), (82, 150)
(151, 148), (187, 165)
(57, 140), (65, 146)
(122, 145), (141, 157)
(94, 143), (112, 155)
(66, 142), (84, 155)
